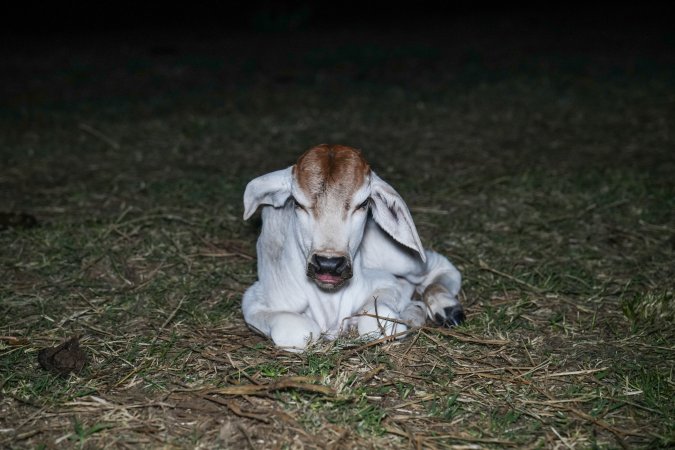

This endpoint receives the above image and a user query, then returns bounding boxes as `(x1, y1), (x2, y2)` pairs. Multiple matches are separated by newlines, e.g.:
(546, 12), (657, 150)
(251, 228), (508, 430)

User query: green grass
(1, 23), (674, 449)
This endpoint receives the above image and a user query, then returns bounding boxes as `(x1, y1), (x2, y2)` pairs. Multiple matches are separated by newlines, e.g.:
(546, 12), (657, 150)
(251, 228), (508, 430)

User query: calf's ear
(369, 172), (426, 262)
(243, 166), (293, 220)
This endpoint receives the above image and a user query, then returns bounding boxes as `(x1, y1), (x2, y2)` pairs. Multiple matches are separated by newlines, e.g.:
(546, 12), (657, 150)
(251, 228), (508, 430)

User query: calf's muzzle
(307, 254), (352, 290)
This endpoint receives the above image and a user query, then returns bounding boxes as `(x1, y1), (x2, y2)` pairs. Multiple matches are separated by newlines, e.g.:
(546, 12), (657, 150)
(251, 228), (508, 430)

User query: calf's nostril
(335, 257), (349, 273)
(313, 255), (348, 274)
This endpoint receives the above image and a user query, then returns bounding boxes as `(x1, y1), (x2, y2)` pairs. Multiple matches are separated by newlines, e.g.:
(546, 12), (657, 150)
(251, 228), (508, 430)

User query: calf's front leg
(268, 312), (322, 352)
(242, 284), (321, 352)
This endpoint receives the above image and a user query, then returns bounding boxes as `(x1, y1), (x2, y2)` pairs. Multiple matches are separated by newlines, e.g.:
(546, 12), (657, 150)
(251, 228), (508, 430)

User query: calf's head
(244, 145), (426, 290)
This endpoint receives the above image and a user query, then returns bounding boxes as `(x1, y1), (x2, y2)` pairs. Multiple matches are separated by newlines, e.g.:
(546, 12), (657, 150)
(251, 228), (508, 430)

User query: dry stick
(373, 297), (387, 337)
(531, 385), (631, 449)
(226, 352), (261, 386)
(114, 365), (144, 388)
(406, 425), (424, 450)
(394, 430), (438, 450)
(76, 292), (105, 313)
(425, 326), (509, 346)
(419, 329), (447, 350)
(78, 123), (120, 149)
(7, 393), (43, 409)
(606, 397), (662, 415)
(393, 422), (423, 450)
(402, 328), (423, 357)
(7, 400), (49, 437)
(326, 428), (350, 450)
(4, 428), (43, 444)
(410, 206), (449, 215)
(514, 359), (551, 379)
(81, 321), (116, 336)
(461, 371), (533, 385)
(152, 296), (185, 345)
(547, 199), (629, 224)
(100, 213), (195, 240)
(478, 259), (545, 293)
(550, 426), (574, 450)
(361, 364), (385, 383)
(56, 308), (92, 329)
(522, 396), (596, 405)
(0, 336), (29, 345)
(534, 367), (607, 379)
(391, 394), (438, 411)
(133, 264), (180, 293)
(330, 327), (411, 378)
(522, 341), (537, 367)
(237, 424), (256, 450)
(201, 394), (315, 445)
(192, 251), (239, 258)
(201, 395), (270, 423)
(389, 420), (518, 448)
(389, 369), (433, 382)
(194, 234), (255, 260)
(205, 376), (334, 397)
(563, 406), (635, 446)
(424, 433), (519, 446)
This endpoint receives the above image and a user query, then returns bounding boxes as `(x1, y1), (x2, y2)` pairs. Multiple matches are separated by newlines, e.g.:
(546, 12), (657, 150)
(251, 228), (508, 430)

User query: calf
(242, 144), (464, 351)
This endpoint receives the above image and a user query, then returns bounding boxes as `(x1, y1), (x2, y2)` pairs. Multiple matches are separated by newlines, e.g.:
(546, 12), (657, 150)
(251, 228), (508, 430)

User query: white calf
(242, 144), (464, 352)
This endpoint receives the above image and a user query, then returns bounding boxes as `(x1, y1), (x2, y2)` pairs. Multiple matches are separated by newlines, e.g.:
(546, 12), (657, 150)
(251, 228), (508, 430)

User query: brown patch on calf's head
(294, 145), (370, 208)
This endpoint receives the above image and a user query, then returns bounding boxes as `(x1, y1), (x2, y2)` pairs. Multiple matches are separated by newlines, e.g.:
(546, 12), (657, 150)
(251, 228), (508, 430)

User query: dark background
(4, 2), (673, 117)
(3, 2), (673, 38)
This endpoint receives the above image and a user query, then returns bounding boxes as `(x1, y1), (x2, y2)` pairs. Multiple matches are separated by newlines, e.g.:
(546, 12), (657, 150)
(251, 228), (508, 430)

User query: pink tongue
(316, 273), (340, 284)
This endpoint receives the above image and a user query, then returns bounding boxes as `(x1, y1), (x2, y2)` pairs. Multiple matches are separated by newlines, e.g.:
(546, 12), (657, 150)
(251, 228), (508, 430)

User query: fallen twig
(535, 367), (607, 379)
(78, 123), (120, 149)
(204, 376), (334, 397)
(426, 327), (510, 346)
(152, 296), (185, 344)
(477, 259), (545, 293)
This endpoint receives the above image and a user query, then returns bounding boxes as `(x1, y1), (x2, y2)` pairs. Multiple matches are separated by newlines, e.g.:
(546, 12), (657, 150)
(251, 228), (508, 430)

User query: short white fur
(242, 150), (464, 352)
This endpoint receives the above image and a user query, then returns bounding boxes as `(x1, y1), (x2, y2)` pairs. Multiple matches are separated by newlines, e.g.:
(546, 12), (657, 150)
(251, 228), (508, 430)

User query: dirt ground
(1, 12), (673, 449)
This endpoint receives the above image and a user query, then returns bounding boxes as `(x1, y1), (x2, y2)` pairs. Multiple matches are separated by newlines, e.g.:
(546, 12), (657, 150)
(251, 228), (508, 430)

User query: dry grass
(1, 19), (674, 449)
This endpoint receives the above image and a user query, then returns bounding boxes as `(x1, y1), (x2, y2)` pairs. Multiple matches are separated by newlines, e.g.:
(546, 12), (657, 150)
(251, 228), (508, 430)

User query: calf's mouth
(306, 254), (352, 290)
